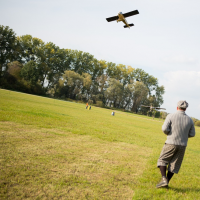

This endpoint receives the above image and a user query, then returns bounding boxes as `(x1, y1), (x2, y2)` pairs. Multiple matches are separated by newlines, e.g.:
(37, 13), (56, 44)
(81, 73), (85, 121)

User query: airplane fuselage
(117, 12), (129, 27)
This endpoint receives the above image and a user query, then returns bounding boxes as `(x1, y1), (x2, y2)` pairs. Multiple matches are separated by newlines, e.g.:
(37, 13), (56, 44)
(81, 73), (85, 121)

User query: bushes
(191, 117), (198, 124)
(195, 121), (200, 127)
(95, 101), (104, 107)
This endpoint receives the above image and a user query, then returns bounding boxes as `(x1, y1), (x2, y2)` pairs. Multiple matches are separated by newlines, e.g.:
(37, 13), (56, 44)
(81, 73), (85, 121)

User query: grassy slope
(0, 89), (199, 200)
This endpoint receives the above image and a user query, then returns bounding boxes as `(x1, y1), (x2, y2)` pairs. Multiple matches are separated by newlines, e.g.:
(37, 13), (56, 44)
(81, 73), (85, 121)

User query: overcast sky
(1, 0), (200, 119)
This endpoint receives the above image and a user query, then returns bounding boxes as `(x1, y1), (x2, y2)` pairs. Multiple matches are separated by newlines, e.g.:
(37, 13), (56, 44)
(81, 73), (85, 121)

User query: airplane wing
(141, 105), (150, 108)
(123, 10), (139, 18)
(155, 107), (166, 110)
(106, 16), (119, 22)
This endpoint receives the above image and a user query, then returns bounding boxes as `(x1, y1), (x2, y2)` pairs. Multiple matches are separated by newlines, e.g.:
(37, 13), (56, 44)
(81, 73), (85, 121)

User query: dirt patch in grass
(0, 121), (151, 199)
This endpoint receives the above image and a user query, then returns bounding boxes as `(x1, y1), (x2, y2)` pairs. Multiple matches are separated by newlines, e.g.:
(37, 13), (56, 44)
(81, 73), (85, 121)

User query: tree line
(0, 25), (165, 114)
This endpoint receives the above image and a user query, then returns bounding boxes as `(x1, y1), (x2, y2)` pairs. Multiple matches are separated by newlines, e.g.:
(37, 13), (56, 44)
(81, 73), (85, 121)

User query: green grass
(0, 89), (200, 199)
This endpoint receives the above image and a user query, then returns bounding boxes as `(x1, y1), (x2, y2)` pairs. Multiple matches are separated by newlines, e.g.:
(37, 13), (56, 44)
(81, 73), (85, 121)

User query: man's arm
(162, 114), (171, 135)
(188, 121), (195, 138)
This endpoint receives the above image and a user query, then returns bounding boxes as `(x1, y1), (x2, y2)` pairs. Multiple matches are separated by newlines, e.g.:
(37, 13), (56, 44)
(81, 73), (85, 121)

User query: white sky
(1, 0), (200, 119)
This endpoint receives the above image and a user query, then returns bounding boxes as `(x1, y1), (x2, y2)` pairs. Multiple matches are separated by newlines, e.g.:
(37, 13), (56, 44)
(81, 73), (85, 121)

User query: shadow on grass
(167, 186), (200, 193)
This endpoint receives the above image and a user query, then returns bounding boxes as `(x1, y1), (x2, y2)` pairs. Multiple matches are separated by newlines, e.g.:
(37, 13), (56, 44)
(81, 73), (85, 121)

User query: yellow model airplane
(106, 10), (139, 28)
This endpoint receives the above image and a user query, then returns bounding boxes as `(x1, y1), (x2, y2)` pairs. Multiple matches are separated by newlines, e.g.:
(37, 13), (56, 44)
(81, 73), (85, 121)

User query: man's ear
(177, 107), (179, 110)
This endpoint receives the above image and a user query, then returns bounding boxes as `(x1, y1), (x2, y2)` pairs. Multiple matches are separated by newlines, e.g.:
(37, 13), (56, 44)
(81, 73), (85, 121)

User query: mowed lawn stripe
(0, 121), (151, 199)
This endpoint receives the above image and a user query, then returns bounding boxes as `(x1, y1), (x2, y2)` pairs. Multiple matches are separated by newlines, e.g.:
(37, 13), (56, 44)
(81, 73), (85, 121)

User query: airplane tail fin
(124, 23), (134, 28)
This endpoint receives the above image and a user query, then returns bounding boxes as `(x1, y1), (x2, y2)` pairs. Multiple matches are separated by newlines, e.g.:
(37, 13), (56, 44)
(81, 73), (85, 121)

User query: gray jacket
(162, 110), (195, 146)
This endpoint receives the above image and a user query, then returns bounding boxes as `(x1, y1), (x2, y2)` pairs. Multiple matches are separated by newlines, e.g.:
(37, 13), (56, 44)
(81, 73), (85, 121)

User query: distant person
(89, 106), (91, 110)
(86, 102), (88, 109)
(156, 100), (195, 188)
(111, 111), (115, 116)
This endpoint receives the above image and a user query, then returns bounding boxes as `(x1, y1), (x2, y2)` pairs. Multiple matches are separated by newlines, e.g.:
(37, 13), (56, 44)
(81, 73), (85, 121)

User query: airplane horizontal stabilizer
(106, 16), (119, 22)
(124, 24), (134, 28)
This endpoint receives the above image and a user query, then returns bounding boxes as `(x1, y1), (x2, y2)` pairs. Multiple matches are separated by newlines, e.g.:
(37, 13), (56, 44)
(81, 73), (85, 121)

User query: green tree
(1, 61), (23, 90)
(81, 72), (92, 101)
(121, 82), (135, 110)
(132, 68), (158, 95)
(93, 74), (108, 105)
(1, 25), (165, 108)
(131, 81), (148, 112)
(107, 63), (129, 84)
(154, 85), (165, 107)
(17, 35), (46, 86)
(17, 35), (44, 63)
(21, 61), (40, 85)
(104, 78), (123, 107)
(92, 59), (107, 80)
(7, 61), (22, 80)
(0, 25), (21, 78)
(57, 70), (92, 100)
(40, 45), (73, 90)
(70, 50), (96, 76)
(18, 36), (73, 90)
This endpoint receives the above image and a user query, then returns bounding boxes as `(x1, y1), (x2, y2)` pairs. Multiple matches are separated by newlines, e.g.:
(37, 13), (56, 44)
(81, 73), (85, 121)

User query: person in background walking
(156, 100), (195, 188)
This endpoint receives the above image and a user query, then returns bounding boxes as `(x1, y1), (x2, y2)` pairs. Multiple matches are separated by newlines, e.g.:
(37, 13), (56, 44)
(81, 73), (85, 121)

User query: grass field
(0, 89), (200, 200)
